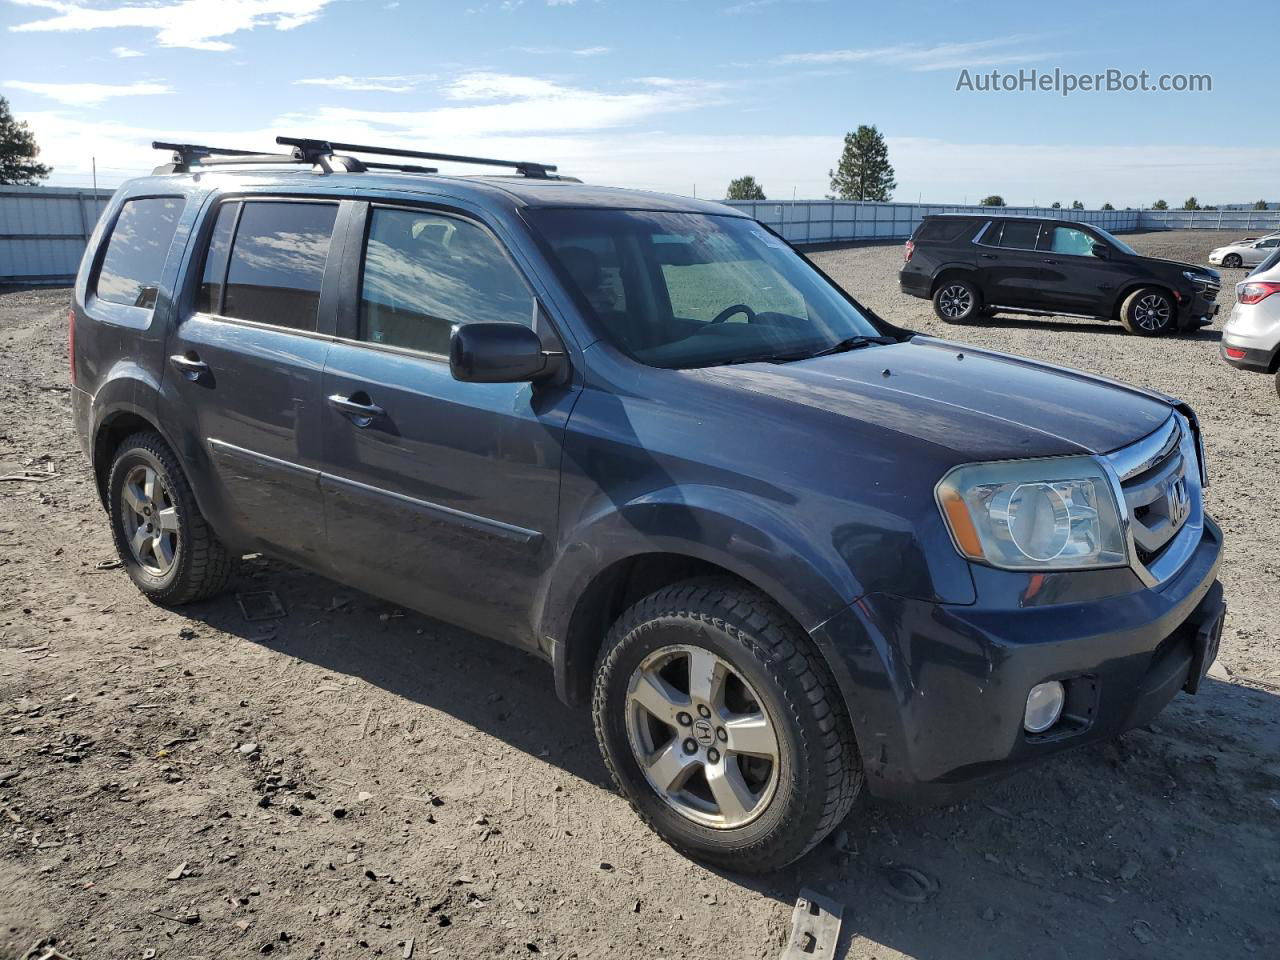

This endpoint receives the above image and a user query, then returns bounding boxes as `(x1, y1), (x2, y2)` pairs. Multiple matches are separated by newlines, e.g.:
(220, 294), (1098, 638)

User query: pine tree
(1182, 196), (1200, 211)
(828, 125), (896, 201)
(725, 176), (766, 201)
(979, 195), (1005, 207)
(0, 97), (51, 185)
(1253, 199), (1268, 211)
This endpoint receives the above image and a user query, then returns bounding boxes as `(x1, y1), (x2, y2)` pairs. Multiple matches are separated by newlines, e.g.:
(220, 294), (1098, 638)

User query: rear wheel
(932, 278), (980, 323)
(1120, 287), (1175, 336)
(107, 431), (235, 604)
(592, 579), (862, 872)
(1223, 253), (1242, 268)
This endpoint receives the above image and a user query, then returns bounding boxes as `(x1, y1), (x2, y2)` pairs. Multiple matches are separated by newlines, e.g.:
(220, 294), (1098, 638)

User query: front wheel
(1223, 254), (1242, 268)
(1120, 287), (1176, 336)
(932, 278), (980, 323)
(592, 579), (862, 872)
(107, 431), (236, 604)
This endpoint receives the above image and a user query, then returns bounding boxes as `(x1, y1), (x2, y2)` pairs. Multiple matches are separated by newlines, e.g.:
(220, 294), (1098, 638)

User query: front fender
(538, 484), (865, 648)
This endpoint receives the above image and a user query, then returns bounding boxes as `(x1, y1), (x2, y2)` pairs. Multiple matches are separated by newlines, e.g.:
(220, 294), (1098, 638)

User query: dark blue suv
(70, 139), (1226, 871)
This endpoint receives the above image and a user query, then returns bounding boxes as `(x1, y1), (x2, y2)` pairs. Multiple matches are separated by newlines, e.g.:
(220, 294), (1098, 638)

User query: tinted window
(998, 221), (1042, 250)
(359, 207), (535, 355)
(915, 219), (973, 243)
(223, 201), (338, 331)
(95, 197), (183, 308)
(659, 233), (806, 323)
(196, 201), (238, 314)
(1043, 226), (1098, 257)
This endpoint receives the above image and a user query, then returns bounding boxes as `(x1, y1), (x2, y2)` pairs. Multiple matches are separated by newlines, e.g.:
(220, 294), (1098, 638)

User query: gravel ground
(1, 230), (1277, 960)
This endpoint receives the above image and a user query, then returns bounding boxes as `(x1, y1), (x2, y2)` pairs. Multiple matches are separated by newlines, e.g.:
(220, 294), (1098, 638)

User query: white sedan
(1209, 233), (1280, 268)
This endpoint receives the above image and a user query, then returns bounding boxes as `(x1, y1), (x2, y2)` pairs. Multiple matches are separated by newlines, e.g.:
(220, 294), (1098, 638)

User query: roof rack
(150, 137), (558, 180)
(275, 136), (557, 179)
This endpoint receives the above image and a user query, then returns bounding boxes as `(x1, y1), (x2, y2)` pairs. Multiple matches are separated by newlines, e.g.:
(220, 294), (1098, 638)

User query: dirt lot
(1, 230), (1277, 960)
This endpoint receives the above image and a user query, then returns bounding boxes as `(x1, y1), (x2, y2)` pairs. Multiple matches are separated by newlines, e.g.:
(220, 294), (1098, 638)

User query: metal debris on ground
(94, 558), (122, 570)
(237, 590), (287, 621)
(780, 888), (843, 960)
(0, 470), (59, 483)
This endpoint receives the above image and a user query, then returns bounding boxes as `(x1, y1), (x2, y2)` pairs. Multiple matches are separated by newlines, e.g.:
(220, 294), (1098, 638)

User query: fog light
(1024, 681), (1065, 733)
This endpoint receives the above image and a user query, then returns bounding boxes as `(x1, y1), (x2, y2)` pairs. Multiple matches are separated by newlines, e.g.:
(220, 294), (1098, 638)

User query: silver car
(1221, 248), (1280, 397)
(1209, 233), (1280, 269)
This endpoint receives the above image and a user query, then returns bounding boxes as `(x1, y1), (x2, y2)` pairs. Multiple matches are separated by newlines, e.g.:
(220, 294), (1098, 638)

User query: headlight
(936, 456), (1128, 570)
(1183, 270), (1211, 285)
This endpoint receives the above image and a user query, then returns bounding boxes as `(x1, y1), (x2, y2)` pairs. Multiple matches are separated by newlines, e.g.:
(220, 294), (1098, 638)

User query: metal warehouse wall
(0, 185), (112, 285)
(723, 200), (1142, 244)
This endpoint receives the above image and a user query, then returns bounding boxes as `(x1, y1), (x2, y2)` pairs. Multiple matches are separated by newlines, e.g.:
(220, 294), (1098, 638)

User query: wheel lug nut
(707, 748), (720, 764)
(716, 727), (727, 742)
(676, 712), (692, 727)
(697, 704), (711, 719)
(682, 738), (697, 755)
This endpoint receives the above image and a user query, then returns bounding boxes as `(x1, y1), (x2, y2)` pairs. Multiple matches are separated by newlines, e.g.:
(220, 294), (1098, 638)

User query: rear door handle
(328, 393), (385, 424)
(979, 253), (997, 259)
(169, 354), (210, 379)
(1042, 258), (1059, 264)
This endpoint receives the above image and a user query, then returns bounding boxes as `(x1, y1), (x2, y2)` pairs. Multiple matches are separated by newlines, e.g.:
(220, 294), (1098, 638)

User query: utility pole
(92, 156), (98, 194)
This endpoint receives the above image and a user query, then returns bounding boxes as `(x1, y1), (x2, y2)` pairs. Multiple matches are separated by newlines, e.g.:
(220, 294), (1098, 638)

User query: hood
(1148, 255), (1219, 278)
(697, 337), (1174, 463)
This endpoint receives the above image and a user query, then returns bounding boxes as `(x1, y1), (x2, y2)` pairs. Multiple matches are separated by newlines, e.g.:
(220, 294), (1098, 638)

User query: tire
(592, 578), (862, 872)
(932, 277), (980, 323)
(1120, 287), (1176, 336)
(1223, 254), (1242, 268)
(106, 431), (235, 604)
(1274, 370), (1280, 402)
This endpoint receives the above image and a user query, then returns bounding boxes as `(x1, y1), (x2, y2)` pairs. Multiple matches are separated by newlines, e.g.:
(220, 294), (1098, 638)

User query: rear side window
(359, 207), (535, 355)
(221, 201), (338, 331)
(94, 197), (183, 308)
(997, 221), (1043, 250)
(914, 219), (972, 243)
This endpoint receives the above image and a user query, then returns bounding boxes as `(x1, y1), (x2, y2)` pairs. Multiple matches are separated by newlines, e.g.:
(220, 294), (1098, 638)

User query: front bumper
(1176, 285), (1220, 327)
(813, 516), (1224, 802)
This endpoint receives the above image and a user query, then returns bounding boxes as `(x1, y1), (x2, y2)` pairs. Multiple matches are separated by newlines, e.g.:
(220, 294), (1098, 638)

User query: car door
(159, 196), (350, 569)
(320, 201), (580, 647)
(1249, 238), (1279, 266)
(973, 220), (1047, 308)
(1035, 224), (1122, 316)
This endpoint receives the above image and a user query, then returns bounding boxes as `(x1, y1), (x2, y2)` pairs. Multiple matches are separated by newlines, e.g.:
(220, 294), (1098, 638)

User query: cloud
(774, 36), (1059, 72)
(516, 44), (611, 56)
(111, 46), (143, 58)
(4, 79), (172, 106)
(295, 75), (432, 93)
(7, 0), (338, 52)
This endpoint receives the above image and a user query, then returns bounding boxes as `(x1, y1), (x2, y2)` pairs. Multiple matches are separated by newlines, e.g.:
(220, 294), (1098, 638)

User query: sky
(0, 0), (1275, 206)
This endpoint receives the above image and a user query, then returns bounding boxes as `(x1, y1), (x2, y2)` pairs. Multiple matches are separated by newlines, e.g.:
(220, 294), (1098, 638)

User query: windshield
(527, 209), (882, 369)
(1092, 226), (1138, 256)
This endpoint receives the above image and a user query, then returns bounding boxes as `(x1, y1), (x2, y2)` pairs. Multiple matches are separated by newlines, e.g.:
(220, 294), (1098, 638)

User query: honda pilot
(70, 139), (1226, 871)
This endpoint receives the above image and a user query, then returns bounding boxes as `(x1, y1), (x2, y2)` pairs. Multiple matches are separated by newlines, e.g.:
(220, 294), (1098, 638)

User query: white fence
(0, 185), (113, 284)
(3, 186), (1280, 284)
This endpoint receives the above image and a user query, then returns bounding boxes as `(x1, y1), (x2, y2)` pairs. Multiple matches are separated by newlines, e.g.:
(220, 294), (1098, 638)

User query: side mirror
(1090, 242), (1111, 259)
(449, 322), (564, 384)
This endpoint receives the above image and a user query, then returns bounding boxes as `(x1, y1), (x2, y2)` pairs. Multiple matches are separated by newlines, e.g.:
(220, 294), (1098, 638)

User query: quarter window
(359, 207), (535, 355)
(222, 201), (338, 331)
(997, 221), (1043, 250)
(196, 201), (238, 314)
(94, 197), (183, 308)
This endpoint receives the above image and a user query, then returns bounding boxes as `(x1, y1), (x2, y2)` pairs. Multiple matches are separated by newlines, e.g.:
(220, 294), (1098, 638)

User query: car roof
(117, 167), (744, 218)
(924, 212), (1093, 228)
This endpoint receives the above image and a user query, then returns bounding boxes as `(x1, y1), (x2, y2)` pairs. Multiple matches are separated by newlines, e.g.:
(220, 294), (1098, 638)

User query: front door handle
(328, 393), (385, 425)
(979, 253), (997, 259)
(169, 354), (210, 379)
(1042, 258), (1059, 264)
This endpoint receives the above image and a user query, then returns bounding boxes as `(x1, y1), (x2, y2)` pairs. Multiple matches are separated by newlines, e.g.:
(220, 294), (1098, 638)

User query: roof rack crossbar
(151, 139), (368, 175)
(276, 136), (556, 178)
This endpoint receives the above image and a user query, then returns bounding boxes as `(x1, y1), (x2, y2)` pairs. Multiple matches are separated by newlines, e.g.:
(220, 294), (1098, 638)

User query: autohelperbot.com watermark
(955, 67), (1212, 97)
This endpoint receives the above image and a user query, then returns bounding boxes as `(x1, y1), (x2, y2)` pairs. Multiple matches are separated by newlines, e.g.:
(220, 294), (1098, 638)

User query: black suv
(900, 214), (1221, 334)
(72, 139), (1225, 871)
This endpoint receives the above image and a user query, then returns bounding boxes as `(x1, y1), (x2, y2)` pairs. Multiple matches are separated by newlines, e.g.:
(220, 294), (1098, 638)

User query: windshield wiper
(800, 335), (893, 360)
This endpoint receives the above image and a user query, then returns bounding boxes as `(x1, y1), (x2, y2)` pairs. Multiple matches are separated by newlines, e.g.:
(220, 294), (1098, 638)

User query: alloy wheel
(119, 463), (179, 576)
(1134, 294), (1172, 332)
(938, 284), (973, 319)
(624, 644), (781, 829)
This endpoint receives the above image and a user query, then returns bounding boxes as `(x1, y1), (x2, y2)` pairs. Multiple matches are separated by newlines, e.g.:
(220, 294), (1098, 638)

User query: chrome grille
(1106, 415), (1203, 584)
